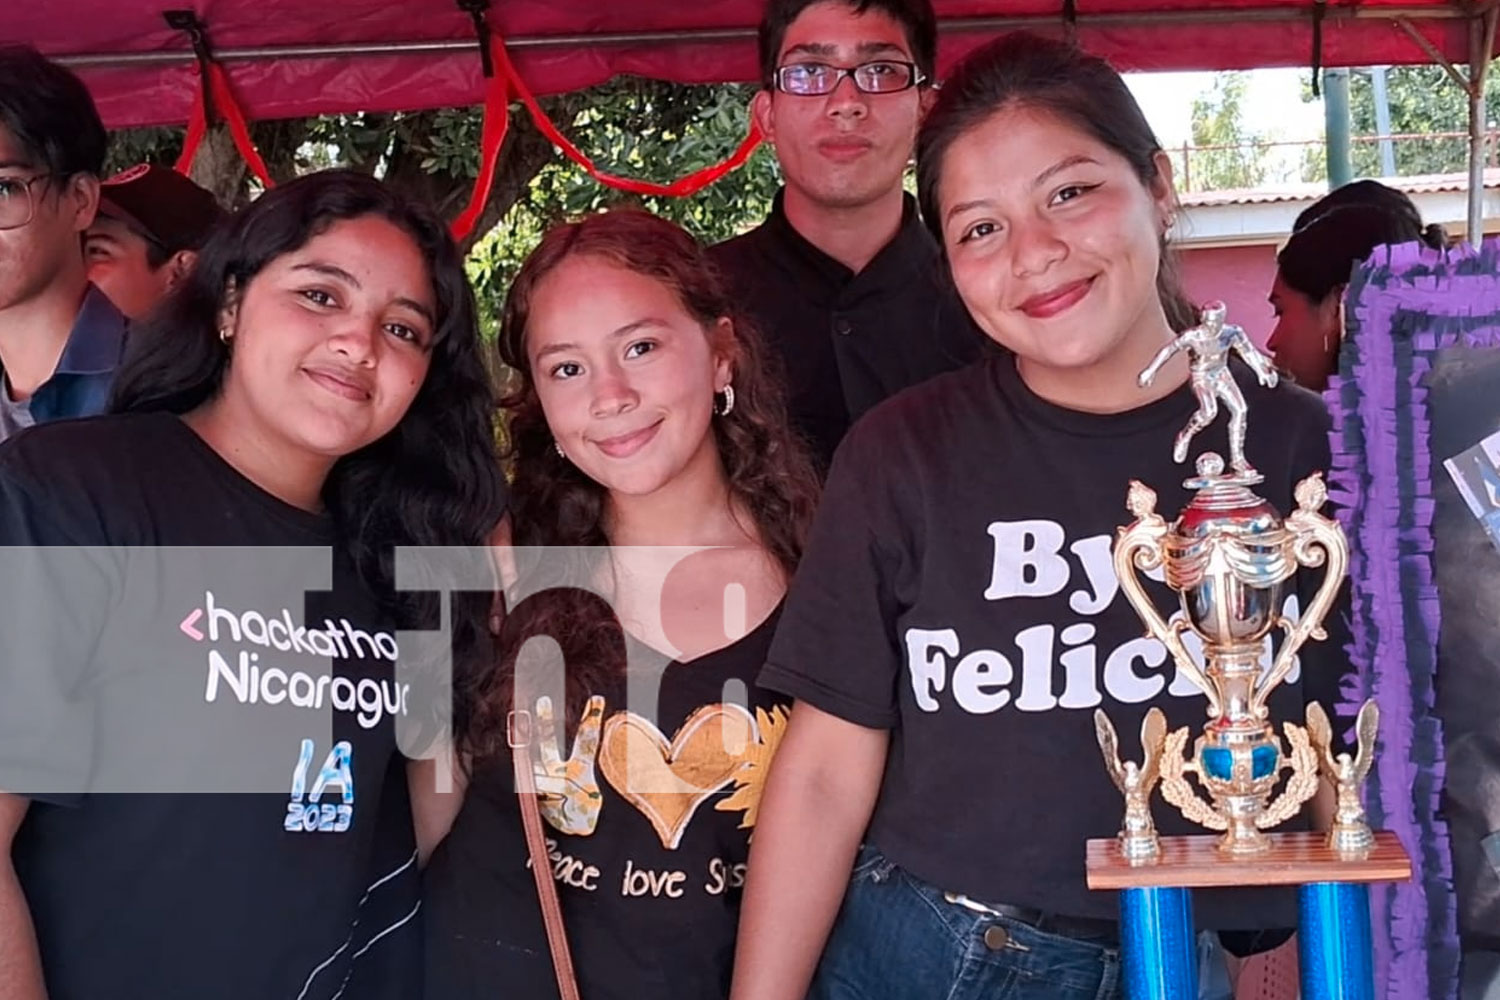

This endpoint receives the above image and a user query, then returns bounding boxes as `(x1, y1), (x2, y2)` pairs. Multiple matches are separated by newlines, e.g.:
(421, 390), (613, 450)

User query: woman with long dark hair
(0, 169), (505, 1000)
(1268, 180), (1448, 392)
(731, 34), (1348, 1000)
(419, 209), (819, 999)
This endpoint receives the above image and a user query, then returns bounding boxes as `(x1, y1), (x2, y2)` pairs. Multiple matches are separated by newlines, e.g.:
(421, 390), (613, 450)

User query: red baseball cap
(98, 164), (227, 255)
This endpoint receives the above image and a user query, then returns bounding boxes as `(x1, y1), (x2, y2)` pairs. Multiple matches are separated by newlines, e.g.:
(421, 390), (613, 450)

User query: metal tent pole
(1372, 66), (1398, 176)
(1324, 68), (1355, 188)
(1468, 6), (1497, 245)
(1397, 7), (1497, 247)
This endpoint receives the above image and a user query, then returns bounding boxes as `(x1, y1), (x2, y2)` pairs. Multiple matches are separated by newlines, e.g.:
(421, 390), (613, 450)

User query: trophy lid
(1175, 452), (1282, 536)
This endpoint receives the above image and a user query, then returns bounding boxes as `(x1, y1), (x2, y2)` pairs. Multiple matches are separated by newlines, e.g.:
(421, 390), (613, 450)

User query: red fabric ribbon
(449, 58), (514, 241)
(448, 33), (763, 241)
(175, 61), (275, 189)
(168, 38), (759, 242)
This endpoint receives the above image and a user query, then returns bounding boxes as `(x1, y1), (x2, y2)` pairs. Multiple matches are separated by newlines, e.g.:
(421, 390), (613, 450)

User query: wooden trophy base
(1085, 830), (1411, 890)
(1087, 831), (1410, 999)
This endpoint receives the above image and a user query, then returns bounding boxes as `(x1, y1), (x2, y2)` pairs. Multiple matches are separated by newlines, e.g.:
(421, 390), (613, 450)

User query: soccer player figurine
(1137, 301), (1280, 477)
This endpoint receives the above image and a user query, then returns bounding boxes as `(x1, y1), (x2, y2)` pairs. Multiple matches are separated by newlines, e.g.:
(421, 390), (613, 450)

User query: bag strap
(509, 709), (582, 1000)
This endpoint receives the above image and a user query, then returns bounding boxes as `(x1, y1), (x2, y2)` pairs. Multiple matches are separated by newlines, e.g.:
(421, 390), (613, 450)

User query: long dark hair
(458, 209), (820, 759)
(111, 169), (506, 674)
(915, 32), (1198, 332)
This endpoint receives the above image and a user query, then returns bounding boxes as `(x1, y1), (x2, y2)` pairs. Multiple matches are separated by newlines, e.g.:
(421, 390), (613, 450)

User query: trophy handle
(1114, 512), (1221, 718)
(1250, 475), (1348, 716)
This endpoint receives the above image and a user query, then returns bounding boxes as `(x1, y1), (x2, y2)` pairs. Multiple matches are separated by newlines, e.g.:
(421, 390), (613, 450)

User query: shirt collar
(55, 285), (129, 376)
(764, 189), (939, 289)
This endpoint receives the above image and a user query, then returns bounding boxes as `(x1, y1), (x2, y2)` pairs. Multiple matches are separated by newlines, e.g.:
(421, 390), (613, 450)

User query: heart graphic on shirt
(599, 704), (755, 850)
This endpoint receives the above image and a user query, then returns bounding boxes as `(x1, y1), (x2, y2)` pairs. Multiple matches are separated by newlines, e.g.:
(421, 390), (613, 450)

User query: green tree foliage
(1299, 142), (1327, 186)
(1346, 66), (1498, 177)
(1299, 66), (1499, 182)
(465, 80), (779, 334)
(105, 78), (782, 335)
(1186, 72), (1271, 192)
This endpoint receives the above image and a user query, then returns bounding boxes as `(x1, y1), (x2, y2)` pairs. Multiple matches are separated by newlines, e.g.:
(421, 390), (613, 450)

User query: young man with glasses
(0, 46), (125, 444)
(86, 164), (226, 321)
(711, 0), (982, 470)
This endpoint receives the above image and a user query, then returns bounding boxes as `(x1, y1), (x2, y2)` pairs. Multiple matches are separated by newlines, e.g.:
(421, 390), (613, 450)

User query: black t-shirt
(761, 357), (1349, 928)
(424, 608), (788, 1000)
(0, 413), (419, 1000)
(710, 191), (986, 469)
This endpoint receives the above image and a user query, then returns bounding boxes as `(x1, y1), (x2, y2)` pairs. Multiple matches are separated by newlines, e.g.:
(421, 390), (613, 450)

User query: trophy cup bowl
(1116, 457), (1328, 855)
(1167, 489), (1290, 647)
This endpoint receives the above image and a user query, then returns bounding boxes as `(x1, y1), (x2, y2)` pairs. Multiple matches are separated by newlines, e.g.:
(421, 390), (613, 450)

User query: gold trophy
(1087, 303), (1407, 999)
(1102, 301), (1369, 855)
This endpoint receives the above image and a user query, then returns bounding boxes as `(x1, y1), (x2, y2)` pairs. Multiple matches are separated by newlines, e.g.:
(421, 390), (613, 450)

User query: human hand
(534, 694), (606, 836)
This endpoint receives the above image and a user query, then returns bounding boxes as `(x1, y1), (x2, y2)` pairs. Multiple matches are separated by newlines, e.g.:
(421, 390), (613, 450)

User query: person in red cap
(86, 163), (226, 320)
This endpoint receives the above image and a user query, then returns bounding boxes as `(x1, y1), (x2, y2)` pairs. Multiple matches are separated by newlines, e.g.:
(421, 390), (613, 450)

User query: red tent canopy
(12, 1), (1482, 128)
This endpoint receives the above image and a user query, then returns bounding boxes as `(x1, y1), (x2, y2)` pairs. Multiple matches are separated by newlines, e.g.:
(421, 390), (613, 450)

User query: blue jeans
(810, 844), (1122, 1000)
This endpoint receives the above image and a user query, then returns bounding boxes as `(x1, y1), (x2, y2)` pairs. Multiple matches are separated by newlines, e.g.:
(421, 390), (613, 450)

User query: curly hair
(458, 209), (820, 759)
(110, 169), (507, 691)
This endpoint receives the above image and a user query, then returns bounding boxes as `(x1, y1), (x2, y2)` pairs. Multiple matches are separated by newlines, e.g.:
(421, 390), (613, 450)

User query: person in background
(86, 163), (226, 320)
(0, 170), (505, 1000)
(0, 45), (126, 442)
(711, 0), (984, 470)
(1267, 180), (1448, 392)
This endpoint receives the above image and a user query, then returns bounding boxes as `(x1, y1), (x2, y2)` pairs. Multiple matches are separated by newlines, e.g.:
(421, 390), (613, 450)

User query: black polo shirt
(710, 191), (986, 469)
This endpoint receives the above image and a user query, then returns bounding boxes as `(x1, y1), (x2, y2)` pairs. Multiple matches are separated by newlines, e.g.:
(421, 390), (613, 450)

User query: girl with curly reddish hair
(418, 209), (819, 1000)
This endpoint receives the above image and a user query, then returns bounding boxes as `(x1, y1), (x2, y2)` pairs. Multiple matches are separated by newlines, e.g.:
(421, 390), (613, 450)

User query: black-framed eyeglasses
(773, 61), (926, 96)
(0, 173), (54, 232)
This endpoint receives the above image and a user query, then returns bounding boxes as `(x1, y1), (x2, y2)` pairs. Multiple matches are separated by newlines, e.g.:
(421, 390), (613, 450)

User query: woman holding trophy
(730, 32), (1348, 1000)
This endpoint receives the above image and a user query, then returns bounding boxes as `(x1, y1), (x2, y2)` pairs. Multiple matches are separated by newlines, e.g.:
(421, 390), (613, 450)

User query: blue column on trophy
(1120, 886), (1199, 999)
(1298, 881), (1375, 1000)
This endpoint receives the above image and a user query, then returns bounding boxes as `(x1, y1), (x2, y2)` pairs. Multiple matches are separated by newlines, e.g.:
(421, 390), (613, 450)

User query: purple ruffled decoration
(1327, 239), (1500, 998)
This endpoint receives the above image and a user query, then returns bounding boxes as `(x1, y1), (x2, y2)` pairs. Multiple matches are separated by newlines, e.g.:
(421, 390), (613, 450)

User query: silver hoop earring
(219, 327), (232, 344)
(715, 384), (735, 417)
